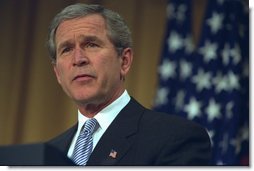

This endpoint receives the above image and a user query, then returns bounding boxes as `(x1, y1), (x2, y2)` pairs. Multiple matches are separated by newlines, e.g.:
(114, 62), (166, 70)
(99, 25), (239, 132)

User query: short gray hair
(47, 3), (132, 63)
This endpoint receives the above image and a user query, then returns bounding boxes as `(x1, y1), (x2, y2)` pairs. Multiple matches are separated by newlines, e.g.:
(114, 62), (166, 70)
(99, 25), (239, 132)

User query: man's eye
(86, 42), (98, 48)
(62, 47), (72, 54)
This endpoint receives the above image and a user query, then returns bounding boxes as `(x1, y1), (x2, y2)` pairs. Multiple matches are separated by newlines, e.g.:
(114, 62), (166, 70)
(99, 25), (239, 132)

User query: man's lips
(72, 74), (95, 82)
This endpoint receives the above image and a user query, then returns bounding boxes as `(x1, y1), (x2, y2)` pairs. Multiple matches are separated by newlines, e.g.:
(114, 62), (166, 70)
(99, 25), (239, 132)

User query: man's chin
(73, 95), (102, 106)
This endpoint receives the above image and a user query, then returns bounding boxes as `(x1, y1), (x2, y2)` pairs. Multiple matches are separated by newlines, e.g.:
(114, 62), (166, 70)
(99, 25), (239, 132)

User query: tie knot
(83, 118), (98, 134)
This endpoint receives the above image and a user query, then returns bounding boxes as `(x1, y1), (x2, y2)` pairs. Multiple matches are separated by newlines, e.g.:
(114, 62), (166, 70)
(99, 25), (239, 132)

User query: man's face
(53, 14), (132, 107)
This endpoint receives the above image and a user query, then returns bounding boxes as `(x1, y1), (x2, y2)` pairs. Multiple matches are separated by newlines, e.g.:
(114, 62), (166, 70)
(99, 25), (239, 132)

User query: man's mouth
(72, 74), (95, 82)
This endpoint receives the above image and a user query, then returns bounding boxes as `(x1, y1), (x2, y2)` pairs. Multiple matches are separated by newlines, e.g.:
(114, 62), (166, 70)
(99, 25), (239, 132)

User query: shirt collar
(77, 90), (131, 132)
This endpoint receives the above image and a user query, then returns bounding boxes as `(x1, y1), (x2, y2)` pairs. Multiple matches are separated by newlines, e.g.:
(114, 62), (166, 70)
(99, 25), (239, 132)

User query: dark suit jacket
(48, 98), (211, 166)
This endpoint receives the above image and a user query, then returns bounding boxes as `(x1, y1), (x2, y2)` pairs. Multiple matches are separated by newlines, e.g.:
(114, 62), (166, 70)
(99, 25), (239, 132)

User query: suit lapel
(87, 98), (145, 165)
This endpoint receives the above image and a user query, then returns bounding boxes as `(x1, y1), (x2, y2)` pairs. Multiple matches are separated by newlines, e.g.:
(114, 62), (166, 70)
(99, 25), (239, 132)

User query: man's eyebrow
(79, 35), (103, 44)
(57, 35), (103, 52)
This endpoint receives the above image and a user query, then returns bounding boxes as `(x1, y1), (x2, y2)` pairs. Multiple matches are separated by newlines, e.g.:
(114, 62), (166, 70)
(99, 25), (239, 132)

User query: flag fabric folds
(154, 0), (249, 165)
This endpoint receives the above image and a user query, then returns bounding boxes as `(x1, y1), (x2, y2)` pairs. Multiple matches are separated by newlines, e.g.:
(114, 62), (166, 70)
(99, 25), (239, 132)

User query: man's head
(47, 4), (133, 114)
(47, 3), (132, 63)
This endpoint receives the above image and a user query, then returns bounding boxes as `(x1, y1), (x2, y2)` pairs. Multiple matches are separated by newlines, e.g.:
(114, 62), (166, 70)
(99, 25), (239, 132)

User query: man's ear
(53, 64), (62, 85)
(120, 48), (133, 77)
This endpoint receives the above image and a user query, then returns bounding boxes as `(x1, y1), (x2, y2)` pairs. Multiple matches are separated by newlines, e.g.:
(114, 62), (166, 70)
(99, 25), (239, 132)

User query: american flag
(109, 149), (117, 159)
(154, 0), (249, 165)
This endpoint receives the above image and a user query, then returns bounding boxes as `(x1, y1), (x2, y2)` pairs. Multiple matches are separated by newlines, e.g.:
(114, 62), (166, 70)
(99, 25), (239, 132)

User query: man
(46, 3), (211, 165)
(0, 3), (211, 166)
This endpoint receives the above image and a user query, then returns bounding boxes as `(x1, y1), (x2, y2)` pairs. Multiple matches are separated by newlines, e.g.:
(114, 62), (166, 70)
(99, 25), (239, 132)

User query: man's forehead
(56, 14), (106, 36)
(55, 14), (107, 44)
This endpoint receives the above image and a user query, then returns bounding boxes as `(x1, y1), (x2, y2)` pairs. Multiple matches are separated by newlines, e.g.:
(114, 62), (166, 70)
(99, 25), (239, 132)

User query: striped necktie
(71, 118), (98, 165)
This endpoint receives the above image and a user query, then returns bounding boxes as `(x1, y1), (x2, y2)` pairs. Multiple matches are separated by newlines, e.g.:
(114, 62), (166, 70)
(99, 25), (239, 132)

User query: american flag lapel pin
(109, 149), (117, 159)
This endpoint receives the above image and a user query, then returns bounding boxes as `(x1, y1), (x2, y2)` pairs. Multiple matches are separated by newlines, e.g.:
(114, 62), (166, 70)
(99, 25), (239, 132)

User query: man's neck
(77, 88), (125, 118)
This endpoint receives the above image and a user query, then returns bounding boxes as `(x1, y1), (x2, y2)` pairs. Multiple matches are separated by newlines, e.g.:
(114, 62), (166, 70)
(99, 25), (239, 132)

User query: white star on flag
(227, 71), (240, 91)
(184, 97), (202, 120)
(180, 60), (192, 80)
(230, 44), (241, 64)
(167, 31), (184, 52)
(158, 59), (176, 80)
(213, 72), (228, 93)
(174, 90), (185, 111)
(198, 40), (218, 63)
(154, 87), (169, 106)
(206, 12), (224, 34)
(206, 99), (221, 122)
(192, 69), (212, 92)
(221, 43), (231, 65)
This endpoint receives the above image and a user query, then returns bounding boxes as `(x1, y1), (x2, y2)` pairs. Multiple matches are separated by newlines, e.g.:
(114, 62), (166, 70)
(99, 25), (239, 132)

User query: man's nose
(73, 48), (88, 66)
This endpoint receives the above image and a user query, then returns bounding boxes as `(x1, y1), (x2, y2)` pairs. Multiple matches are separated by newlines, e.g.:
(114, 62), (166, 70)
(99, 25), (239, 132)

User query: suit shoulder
(129, 98), (207, 135)
(141, 108), (209, 138)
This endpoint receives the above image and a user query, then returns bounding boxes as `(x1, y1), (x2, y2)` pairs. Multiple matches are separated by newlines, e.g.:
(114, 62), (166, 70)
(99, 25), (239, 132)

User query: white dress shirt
(67, 90), (131, 158)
